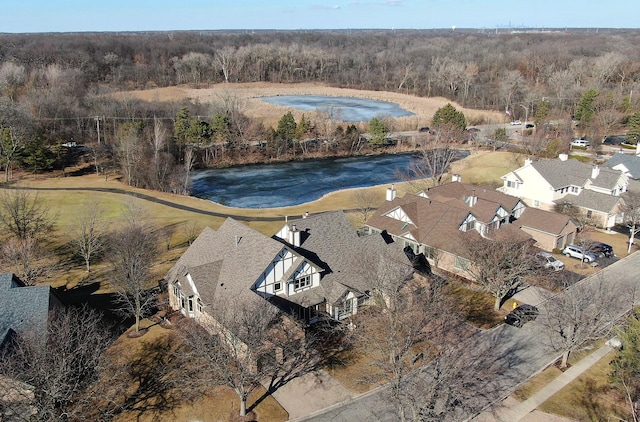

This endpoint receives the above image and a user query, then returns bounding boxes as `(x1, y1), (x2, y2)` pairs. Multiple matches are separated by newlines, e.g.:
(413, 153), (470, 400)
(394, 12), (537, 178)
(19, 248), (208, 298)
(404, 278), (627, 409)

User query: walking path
(499, 342), (614, 421)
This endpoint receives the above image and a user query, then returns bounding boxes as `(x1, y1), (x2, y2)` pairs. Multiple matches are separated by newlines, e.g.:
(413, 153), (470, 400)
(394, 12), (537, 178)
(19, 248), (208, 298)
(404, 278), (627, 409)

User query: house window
(173, 284), (180, 298)
(461, 220), (475, 232)
(338, 299), (353, 320)
(294, 275), (311, 290)
(274, 281), (282, 291)
(570, 186), (579, 194)
(188, 298), (194, 313)
(455, 256), (469, 270)
(424, 246), (436, 259)
(180, 295), (185, 309)
(533, 200), (540, 207)
(507, 180), (518, 189)
(587, 210), (593, 219)
(197, 299), (203, 313)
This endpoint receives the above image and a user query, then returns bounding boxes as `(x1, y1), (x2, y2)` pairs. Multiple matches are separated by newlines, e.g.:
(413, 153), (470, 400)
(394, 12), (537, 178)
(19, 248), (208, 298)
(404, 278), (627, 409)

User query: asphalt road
(301, 252), (640, 422)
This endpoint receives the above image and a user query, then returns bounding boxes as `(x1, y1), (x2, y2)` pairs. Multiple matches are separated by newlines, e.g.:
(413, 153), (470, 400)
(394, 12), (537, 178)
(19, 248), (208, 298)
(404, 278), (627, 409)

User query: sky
(2, 0), (639, 33)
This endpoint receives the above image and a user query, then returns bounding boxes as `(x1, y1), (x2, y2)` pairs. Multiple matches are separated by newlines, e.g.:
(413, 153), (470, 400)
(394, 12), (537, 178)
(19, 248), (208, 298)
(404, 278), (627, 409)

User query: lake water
(260, 95), (414, 122)
(190, 154), (419, 209)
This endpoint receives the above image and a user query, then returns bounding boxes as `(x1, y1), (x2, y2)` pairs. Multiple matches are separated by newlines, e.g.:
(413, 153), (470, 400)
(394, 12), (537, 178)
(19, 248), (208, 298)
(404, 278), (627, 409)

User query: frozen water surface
(261, 95), (414, 121)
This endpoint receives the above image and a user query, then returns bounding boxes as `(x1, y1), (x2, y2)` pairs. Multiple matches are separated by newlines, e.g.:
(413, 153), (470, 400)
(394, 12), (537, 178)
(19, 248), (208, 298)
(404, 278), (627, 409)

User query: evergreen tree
(369, 117), (388, 145)
(431, 103), (466, 131)
(575, 88), (599, 125)
(627, 111), (640, 145)
(534, 99), (550, 126)
(276, 111), (297, 141)
(21, 135), (54, 177)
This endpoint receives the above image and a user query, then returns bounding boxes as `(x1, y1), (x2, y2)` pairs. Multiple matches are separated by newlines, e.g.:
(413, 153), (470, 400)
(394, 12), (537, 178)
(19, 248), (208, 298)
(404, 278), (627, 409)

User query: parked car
(603, 135), (626, 145)
(510, 120), (522, 125)
(535, 252), (565, 271)
(588, 242), (613, 258)
(571, 138), (590, 148)
(525, 123), (535, 128)
(562, 244), (597, 263)
(505, 304), (539, 328)
(418, 126), (430, 133)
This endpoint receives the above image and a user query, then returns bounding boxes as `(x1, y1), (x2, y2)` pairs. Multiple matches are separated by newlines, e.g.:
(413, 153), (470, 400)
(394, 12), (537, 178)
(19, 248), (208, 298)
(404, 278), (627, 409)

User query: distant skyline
(2, 0), (639, 33)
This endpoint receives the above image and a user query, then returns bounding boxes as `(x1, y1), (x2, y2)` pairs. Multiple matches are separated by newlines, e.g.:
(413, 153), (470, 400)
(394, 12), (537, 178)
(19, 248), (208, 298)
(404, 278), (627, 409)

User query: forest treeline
(1, 29), (640, 192)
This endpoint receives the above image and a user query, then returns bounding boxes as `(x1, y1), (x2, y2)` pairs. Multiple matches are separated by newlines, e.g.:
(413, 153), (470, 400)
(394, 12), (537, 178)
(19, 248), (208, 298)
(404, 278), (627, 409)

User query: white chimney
(452, 174), (462, 182)
(468, 190), (478, 207)
(524, 157), (532, 166)
(591, 165), (600, 179)
(559, 153), (569, 162)
(289, 224), (301, 247)
(386, 184), (397, 201)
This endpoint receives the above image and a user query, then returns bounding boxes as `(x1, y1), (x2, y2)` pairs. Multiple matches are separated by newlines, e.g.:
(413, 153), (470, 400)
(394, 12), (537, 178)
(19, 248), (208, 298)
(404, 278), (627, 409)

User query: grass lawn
(111, 320), (288, 422)
(537, 351), (628, 421)
(444, 283), (504, 329)
(449, 150), (523, 186)
(512, 338), (633, 422)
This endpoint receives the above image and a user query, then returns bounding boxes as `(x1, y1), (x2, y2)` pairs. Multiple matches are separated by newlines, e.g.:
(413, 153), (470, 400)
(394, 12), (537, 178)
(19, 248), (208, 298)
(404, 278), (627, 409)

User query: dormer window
(294, 275), (311, 290)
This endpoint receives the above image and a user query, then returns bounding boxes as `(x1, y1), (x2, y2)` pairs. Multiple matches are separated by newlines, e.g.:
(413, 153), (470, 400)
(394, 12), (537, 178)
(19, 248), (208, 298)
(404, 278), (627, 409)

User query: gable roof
(367, 193), (476, 253)
(531, 158), (623, 190)
(0, 273), (58, 346)
(166, 219), (288, 309)
(516, 207), (576, 235)
(559, 189), (622, 213)
(280, 211), (410, 304)
(603, 153), (640, 179)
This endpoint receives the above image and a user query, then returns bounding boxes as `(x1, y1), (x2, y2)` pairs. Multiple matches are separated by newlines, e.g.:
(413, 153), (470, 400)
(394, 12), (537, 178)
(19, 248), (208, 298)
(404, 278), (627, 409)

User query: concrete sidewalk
(502, 343), (613, 421)
(264, 369), (354, 420)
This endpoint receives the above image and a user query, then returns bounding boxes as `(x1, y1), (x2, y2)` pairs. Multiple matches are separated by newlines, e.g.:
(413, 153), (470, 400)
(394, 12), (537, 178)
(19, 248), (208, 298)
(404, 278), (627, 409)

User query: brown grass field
(117, 82), (505, 129)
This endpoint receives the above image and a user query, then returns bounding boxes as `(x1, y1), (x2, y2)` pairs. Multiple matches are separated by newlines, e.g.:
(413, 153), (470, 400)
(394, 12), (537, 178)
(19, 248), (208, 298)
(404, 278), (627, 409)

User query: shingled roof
(516, 207), (575, 235)
(166, 219), (289, 310)
(531, 158), (622, 190)
(604, 153), (640, 179)
(279, 211), (410, 304)
(0, 273), (60, 346)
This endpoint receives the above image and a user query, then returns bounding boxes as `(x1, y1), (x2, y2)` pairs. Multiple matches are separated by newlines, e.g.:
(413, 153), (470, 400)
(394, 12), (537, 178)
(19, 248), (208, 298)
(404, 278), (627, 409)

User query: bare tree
(351, 188), (382, 226)
(70, 201), (106, 272)
(405, 124), (464, 189)
(107, 204), (159, 333)
(178, 298), (323, 417)
(183, 220), (201, 246)
(1, 236), (55, 285)
(610, 310), (640, 422)
(542, 277), (616, 368)
(462, 233), (539, 311)
(0, 189), (54, 241)
(0, 306), (114, 421)
(622, 191), (640, 254)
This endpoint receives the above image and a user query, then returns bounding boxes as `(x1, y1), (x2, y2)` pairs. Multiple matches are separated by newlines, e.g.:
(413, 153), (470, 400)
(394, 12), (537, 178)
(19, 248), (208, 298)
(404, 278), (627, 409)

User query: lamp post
(519, 104), (529, 142)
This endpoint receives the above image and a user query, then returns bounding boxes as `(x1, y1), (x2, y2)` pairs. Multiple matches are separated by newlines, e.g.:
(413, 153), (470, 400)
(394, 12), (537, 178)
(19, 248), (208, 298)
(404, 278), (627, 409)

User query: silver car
(562, 245), (596, 263)
(535, 252), (565, 271)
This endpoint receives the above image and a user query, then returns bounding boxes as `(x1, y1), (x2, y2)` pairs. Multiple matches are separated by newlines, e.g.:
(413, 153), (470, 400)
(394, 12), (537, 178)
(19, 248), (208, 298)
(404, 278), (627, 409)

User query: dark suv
(589, 242), (613, 258)
(504, 304), (539, 328)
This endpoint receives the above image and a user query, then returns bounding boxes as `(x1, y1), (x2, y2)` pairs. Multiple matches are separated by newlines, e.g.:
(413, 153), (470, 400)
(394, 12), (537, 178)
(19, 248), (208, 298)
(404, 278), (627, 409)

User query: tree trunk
(560, 350), (570, 368)
(240, 395), (247, 416)
(494, 295), (502, 311)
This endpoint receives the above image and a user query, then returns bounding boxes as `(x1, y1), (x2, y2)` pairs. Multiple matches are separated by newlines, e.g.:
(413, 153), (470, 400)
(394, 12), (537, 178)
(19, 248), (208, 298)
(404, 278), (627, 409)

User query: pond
(260, 95), (414, 122)
(190, 153), (420, 209)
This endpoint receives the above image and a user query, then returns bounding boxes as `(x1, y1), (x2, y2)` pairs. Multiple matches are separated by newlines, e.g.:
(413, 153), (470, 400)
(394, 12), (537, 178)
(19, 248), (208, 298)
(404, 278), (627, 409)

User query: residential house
(499, 155), (628, 228)
(0, 273), (64, 348)
(165, 211), (409, 327)
(515, 207), (577, 251)
(603, 147), (640, 180)
(365, 181), (531, 278)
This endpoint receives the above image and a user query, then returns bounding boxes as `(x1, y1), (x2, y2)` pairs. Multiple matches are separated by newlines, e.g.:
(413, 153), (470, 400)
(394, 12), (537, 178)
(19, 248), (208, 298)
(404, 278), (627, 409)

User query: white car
(535, 252), (565, 271)
(571, 138), (590, 148)
(562, 245), (596, 263)
(510, 120), (522, 125)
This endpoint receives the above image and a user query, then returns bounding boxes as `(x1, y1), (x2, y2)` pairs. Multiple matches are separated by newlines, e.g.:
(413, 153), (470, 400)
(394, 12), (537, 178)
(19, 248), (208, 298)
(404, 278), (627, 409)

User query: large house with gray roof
(499, 154), (628, 229)
(0, 273), (63, 347)
(603, 152), (640, 180)
(165, 211), (410, 328)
